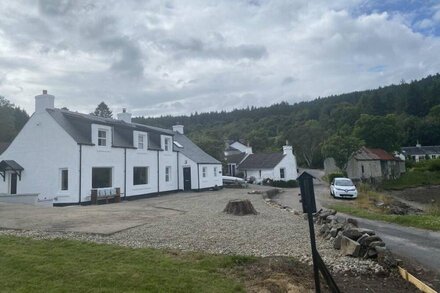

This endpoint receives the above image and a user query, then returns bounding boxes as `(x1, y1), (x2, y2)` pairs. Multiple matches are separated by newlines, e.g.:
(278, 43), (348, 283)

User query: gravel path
(0, 187), (383, 274)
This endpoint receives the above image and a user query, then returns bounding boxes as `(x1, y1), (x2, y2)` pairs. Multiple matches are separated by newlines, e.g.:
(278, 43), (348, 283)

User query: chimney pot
(43, 90), (47, 94)
(117, 108), (132, 123)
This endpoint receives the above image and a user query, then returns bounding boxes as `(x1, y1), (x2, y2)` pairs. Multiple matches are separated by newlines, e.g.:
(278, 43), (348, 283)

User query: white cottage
(238, 145), (298, 182)
(0, 91), (222, 206)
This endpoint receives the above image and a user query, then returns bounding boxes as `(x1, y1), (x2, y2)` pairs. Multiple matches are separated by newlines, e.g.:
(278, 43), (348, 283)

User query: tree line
(1, 73), (440, 168)
(134, 74), (440, 167)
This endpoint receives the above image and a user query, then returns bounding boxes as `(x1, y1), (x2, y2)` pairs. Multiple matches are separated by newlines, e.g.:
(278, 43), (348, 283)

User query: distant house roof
(0, 143), (10, 155)
(352, 147), (397, 161)
(225, 146), (239, 151)
(401, 145), (440, 156)
(173, 133), (220, 164)
(47, 108), (173, 149)
(238, 153), (285, 169)
(225, 153), (247, 164)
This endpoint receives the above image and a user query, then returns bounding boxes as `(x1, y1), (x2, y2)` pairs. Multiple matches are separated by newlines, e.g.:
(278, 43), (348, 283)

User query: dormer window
(98, 129), (108, 146)
(138, 134), (145, 149)
(164, 138), (170, 151)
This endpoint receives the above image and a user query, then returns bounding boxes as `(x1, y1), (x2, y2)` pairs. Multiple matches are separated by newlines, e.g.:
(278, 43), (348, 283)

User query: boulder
(319, 209), (337, 220)
(333, 232), (343, 250)
(319, 224), (330, 235)
(340, 236), (361, 257)
(330, 227), (339, 238)
(357, 233), (370, 246)
(369, 241), (386, 248)
(326, 215), (337, 223)
(358, 228), (375, 235)
(342, 228), (364, 241)
(376, 247), (398, 269)
(347, 218), (359, 227)
(361, 235), (383, 247)
(364, 247), (378, 259)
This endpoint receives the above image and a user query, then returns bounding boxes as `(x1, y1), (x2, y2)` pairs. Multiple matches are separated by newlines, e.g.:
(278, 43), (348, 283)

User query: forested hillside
(0, 97), (29, 143)
(134, 74), (440, 167)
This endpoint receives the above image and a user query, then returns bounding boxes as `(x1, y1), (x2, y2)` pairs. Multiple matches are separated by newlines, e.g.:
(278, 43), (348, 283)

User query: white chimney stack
(117, 108), (132, 123)
(35, 90), (55, 113)
(172, 124), (184, 134)
(283, 141), (293, 155)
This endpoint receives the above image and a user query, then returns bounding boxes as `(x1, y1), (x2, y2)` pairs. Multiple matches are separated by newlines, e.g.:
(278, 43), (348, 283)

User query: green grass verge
(0, 236), (254, 292)
(381, 170), (440, 190)
(330, 204), (440, 231)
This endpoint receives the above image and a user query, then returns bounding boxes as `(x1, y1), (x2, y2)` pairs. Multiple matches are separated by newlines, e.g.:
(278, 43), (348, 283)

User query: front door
(10, 173), (17, 195)
(183, 167), (191, 191)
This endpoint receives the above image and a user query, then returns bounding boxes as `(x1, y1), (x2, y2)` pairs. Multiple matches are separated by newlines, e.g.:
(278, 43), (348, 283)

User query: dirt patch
(388, 185), (440, 205)
(237, 256), (418, 293)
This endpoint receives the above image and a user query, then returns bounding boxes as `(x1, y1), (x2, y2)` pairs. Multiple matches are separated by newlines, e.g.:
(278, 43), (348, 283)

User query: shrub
(328, 172), (345, 183)
(264, 179), (299, 188)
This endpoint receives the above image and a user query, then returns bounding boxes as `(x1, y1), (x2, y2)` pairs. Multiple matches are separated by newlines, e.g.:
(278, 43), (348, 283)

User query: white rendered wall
(0, 111), (79, 202)
(178, 154), (222, 190)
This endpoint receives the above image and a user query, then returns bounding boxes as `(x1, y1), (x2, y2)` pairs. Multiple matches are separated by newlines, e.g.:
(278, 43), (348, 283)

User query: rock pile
(314, 209), (398, 271)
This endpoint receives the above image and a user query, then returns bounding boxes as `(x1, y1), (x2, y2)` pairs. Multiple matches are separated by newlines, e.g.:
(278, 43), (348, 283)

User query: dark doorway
(183, 167), (191, 191)
(10, 173), (17, 195)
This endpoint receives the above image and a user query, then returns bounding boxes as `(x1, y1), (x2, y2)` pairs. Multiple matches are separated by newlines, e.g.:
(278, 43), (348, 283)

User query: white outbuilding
(0, 91), (222, 206)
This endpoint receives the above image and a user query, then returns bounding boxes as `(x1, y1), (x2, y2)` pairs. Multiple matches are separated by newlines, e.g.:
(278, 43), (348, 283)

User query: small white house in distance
(238, 144), (298, 181)
(0, 91), (222, 206)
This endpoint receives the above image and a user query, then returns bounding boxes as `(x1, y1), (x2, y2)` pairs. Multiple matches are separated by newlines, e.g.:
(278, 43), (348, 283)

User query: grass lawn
(381, 170), (440, 190)
(0, 236), (253, 292)
(329, 185), (440, 231)
(330, 204), (440, 231)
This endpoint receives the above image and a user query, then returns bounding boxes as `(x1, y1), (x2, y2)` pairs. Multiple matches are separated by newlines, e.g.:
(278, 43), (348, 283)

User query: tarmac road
(277, 169), (440, 274)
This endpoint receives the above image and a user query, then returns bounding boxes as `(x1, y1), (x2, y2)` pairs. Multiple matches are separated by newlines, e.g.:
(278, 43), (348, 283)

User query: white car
(222, 176), (246, 185)
(330, 177), (358, 199)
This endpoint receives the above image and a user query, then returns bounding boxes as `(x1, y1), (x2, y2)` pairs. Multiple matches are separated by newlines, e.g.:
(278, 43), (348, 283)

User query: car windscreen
(335, 179), (353, 186)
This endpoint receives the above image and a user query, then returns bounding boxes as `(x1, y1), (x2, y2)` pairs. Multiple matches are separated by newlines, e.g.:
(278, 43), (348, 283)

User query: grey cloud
(38, 0), (73, 16)
(161, 38), (268, 61)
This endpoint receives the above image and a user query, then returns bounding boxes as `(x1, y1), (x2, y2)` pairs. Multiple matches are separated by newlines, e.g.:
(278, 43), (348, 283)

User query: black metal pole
(307, 209), (321, 293)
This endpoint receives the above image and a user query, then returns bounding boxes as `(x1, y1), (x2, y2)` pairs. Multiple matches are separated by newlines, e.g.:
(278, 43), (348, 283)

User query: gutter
(177, 151), (180, 190)
(124, 148), (127, 199)
(79, 144), (82, 204)
(197, 163), (200, 190)
(157, 150), (160, 193)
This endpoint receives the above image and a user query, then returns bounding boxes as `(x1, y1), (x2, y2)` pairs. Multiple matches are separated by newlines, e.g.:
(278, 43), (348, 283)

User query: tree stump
(223, 199), (258, 216)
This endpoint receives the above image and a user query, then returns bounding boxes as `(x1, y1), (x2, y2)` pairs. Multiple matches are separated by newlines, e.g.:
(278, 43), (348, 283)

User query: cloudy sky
(1, 0), (440, 117)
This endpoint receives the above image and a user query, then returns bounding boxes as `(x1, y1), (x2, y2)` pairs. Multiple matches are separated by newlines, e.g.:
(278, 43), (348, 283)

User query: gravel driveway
(0, 186), (382, 274)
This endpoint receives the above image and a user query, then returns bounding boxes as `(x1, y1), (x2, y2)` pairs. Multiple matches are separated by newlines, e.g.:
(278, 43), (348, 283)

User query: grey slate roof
(47, 108), (173, 149)
(0, 143), (10, 155)
(238, 153), (285, 169)
(401, 145), (440, 156)
(173, 133), (221, 164)
(225, 153), (247, 164)
(0, 160), (24, 171)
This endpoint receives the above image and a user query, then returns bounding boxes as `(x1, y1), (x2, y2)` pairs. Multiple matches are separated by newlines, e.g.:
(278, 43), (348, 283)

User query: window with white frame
(98, 129), (108, 146)
(133, 167), (148, 185)
(165, 166), (171, 182)
(138, 134), (145, 149)
(164, 137), (170, 151)
(213, 167), (217, 177)
(60, 169), (68, 191)
(202, 166), (207, 178)
(92, 167), (112, 188)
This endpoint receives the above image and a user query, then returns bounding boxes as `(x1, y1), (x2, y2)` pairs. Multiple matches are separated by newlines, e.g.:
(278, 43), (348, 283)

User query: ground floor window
(214, 167), (217, 177)
(202, 166), (207, 177)
(60, 169), (68, 191)
(280, 168), (285, 179)
(165, 166), (171, 182)
(133, 167), (148, 185)
(92, 167), (112, 188)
